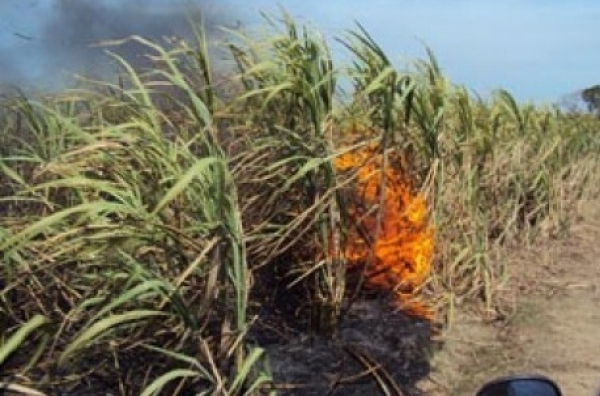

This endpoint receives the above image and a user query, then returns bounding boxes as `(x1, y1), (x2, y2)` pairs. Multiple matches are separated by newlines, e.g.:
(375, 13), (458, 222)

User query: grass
(1, 11), (599, 395)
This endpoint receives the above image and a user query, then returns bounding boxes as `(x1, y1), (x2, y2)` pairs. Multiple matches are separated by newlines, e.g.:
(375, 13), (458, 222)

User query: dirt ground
(419, 200), (600, 396)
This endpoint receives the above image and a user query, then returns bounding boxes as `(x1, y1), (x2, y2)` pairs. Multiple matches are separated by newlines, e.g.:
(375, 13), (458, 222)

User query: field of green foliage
(1, 14), (599, 395)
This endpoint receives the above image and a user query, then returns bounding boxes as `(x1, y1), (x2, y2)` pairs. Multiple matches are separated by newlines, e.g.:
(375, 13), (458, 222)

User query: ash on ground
(249, 298), (435, 395)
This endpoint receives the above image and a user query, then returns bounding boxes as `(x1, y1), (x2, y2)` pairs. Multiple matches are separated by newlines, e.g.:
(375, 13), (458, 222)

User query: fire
(334, 143), (434, 318)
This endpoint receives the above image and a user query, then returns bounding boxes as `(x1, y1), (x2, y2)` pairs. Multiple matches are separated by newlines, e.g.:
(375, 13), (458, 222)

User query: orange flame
(335, 144), (434, 318)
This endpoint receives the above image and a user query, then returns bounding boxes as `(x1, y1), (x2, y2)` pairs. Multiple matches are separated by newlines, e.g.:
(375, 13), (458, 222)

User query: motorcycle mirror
(476, 375), (562, 396)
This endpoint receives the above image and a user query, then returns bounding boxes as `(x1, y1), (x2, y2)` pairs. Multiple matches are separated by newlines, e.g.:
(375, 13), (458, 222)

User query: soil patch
(418, 200), (600, 395)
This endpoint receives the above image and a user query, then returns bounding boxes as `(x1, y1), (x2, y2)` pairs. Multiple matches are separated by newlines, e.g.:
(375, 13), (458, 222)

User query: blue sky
(1, 0), (598, 103)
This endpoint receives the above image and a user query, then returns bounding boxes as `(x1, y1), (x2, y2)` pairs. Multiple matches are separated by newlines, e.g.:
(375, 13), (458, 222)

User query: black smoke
(0, 0), (237, 93)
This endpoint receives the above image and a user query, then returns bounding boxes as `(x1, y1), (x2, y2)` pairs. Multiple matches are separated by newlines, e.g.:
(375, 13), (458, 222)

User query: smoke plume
(0, 0), (236, 93)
